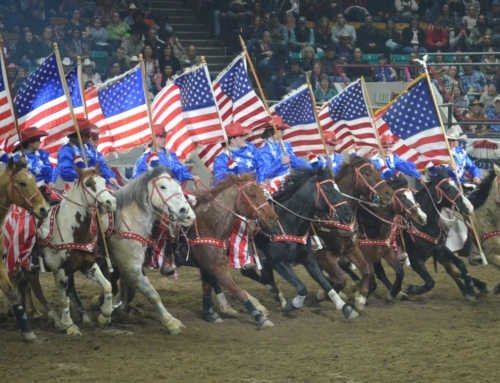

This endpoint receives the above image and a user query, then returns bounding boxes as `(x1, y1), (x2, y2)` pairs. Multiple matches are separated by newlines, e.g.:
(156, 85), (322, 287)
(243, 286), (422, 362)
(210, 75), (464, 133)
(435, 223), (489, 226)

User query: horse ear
(7, 157), (15, 171)
(94, 161), (101, 173)
(75, 164), (84, 178)
(316, 166), (324, 178)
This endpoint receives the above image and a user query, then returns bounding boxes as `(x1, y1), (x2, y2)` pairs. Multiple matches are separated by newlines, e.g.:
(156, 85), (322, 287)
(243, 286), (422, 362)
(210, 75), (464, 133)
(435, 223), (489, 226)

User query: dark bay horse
(246, 167), (360, 320)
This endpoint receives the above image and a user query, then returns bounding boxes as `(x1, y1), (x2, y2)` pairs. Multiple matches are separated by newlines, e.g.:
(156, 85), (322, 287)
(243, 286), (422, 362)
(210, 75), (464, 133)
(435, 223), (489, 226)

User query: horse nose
(385, 192), (392, 200)
(39, 207), (48, 218)
(179, 207), (187, 214)
(268, 216), (276, 225)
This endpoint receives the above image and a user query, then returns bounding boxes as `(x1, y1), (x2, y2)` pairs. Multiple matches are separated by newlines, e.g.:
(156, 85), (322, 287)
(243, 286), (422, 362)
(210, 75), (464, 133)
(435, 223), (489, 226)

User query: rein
(422, 178), (461, 222)
(10, 169), (42, 213)
(354, 162), (388, 203)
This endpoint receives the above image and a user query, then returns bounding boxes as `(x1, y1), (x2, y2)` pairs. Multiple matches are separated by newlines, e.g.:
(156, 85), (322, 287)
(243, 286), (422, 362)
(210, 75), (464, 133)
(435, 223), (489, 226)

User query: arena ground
(1, 261), (499, 383)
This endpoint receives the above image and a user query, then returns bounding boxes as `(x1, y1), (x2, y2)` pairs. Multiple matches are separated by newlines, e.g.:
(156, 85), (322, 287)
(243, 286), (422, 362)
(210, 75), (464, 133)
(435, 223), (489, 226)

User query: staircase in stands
(150, 0), (234, 76)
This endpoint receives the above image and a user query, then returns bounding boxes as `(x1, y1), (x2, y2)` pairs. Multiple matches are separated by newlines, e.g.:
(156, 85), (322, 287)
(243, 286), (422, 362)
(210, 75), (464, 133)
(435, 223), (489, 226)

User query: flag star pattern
(318, 79), (378, 154)
(197, 54), (271, 169)
(376, 74), (450, 169)
(86, 65), (150, 156)
(0, 47), (15, 140)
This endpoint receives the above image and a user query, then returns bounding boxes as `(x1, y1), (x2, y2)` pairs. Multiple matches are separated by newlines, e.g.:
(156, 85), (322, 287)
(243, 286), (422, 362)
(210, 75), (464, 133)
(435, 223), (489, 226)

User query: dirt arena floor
(1, 261), (500, 383)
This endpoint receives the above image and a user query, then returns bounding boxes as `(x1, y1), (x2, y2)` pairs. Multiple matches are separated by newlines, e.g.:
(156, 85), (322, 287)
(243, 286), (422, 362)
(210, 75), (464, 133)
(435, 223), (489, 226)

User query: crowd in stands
(2, 0), (500, 134)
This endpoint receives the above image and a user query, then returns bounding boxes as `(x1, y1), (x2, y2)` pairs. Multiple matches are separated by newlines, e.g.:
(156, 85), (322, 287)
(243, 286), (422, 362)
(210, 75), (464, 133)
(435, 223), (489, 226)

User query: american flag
(197, 54), (272, 168)
(376, 74), (450, 169)
(86, 65), (150, 156)
(318, 79), (378, 154)
(152, 64), (223, 160)
(464, 139), (499, 177)
(7, 53), (73, 153)
(0, 48), (16, 140)
(3, 206), (37, 273)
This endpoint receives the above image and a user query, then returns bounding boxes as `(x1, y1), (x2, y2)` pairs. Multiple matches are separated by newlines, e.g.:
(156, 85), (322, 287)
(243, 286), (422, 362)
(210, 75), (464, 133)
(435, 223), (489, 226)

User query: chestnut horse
(0, 157), (49, 341)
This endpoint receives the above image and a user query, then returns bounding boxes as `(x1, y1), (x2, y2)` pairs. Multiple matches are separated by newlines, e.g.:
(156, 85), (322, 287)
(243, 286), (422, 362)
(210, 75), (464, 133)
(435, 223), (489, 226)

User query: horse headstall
(354, 162), (387, 204)
(10, 169), (41, 212)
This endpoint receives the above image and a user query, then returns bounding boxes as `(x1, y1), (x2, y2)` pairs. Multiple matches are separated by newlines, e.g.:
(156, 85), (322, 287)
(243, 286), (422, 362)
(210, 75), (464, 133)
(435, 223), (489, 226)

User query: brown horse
(186, 174), (278, 328)
(0, 157), (49, 341)
(315, 157), (394, 310)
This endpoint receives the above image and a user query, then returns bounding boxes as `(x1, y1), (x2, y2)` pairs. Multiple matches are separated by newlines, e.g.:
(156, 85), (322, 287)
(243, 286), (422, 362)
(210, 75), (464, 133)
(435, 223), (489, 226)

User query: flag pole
(77, 56), (88, 118)
(54, 44), (114, 272)
(238, 36), (291, 171)
(304, 75), (334, 175)
(201, 56), (233, 160)
(422, 71), (488, 265)
(139, 54), (158, 153)
(0, 34), (24, 155)
(361, 76), (386, 163)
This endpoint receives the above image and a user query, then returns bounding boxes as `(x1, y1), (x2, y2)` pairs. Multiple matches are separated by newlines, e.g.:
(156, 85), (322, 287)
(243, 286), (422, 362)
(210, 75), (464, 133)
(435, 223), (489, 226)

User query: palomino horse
(185, 174), (278, 328)
(0, 157), (49, 341)
(100, 167), (195, 335)
(401, 167), (481, 300)
(25, 164), (116, 336)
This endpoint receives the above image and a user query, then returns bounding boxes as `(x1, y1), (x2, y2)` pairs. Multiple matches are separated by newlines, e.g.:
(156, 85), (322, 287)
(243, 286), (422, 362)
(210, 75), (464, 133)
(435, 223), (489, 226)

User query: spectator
(178, 59), (192, 75)
(142, 45), (158, 88)
(308, 62), (324, 90)
(211, 0), (228, 41)
(426, 19), (448, 52)
(314, 74), (337, 101)
(120, 29), (145, 61)
(89, 16), (110, 48)
(336, 31), (354, 62)
(255, 31), (273, 75)
(158, 44), (181, 74)
(480, 48), (500, 80)
(347, 47), (371, 80)
(186, 45), (201, 66)
(439, 3), (460, 34)
(290, 16), (315, 53)
(7, 63), (17, 89)
(395, 0), (418, 23)
(82, 59), (101, 84)
(373, 54), (396, 82)
(267, 46), (288, 100)
(16, 30), (39, 68)
(124, 3), (138, 25)
(61, 57), (73, 74)
(107, 12), (131, 49)
(357, 14), (390, 59)
(314, 17), (332, 53)
(60, 0), (86, 15)
(21, 4), (47, 39)
(84, 80), (94, 89)
(476, 33), (495, 58)
(343, 0), (369, 22)
(66, 28), (87, 61)
(471, 14), (491, 48)
(38, 26), (57, 58)
(107, 59), (123, 79)
(153, 15), (174, 43)
(452, 85), (470, 115)
(479, 80), (498, 106)
(463, 0), (481, 15)
(110, 46), (128, 73)
(301, 46), (316, 72)
(277, 58), (305, 97)
(382, 18), (402, 53)
(431, 66), (452, 98)
(65, 9), (89, 38)
(368, 0), (393, 23)
(133, 0), (152, 17)
(144, 27), (164, 57)
(418, 0), (439, 23)
(449, 20), (473, 51)
(94, 0), (116, 27)
(266, 11), (288, 46)
(404, 52), (417, 81)
(485, 96), (500, 132)
(449, 65), (460, 88)
(448, 0), (466, 17)
(462, 4), (478, 30)
(320, 44), (344, 81)
(244, 15), (265, 53)
(250, 2), (266, 21)
(155, 64), (174, 92)
(225, 0), (253, 54)
(4, 3), (22, 33)
(130, 10), (150, 40)
(167, 33), (185, 61)
(464, 99), (489, 132)
(459, 64), (487, 102)
(402, 15), (428, 54)
(488, 0), (500, 45)
(331, 12), (356, 46)
(11, 66), (28, 96)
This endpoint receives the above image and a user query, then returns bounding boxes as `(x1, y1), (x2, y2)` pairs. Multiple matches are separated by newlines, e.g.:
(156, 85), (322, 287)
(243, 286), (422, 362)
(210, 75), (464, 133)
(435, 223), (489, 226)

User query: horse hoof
(22, 331), (37, 343)
(342, 304), (359, 320)
(256, 305), (270, 318)
(98, 314), (111, 326)
(66, 324), (82, 336)
(465, 294), (476, 302)
(316, 290), (327, 302)
(172, 317), (185, 329)
(354, 296), (366, 311)
(285, 300), (298, 312)
(479, 286), (492, 295)
(202, 310), (223, 324)
(258, 317), (274, 328)
(397, 292), (410, 301)
(167, 327), (182, 335)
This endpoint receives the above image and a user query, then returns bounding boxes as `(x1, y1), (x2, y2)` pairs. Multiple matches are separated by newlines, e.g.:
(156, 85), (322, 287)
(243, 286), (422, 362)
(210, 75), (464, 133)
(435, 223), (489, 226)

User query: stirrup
(243, 263), (257, 270)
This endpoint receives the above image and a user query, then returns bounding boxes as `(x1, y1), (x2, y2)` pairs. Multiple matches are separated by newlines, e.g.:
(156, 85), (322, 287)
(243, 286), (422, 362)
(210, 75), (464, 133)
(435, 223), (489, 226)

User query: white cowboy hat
(229, 0), (247, 7)
(82, 59), (95, 69)
(338, 31), (352, 40)
(446, 127), (467, 141)
(129, 55), (139, 63)
(62, 57), (73, 66)
(128, 3), (137, 9)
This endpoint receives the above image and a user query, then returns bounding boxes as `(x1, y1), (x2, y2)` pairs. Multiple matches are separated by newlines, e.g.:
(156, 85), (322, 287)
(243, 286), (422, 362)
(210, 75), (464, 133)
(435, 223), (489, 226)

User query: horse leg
(24, 270), (62, 328)
(67, 275), (93, 327)
(52, 269), (82, 336)
(406, 257), (436, 296)
(211, 281), (240, 318)
(338, 257), (361, 283)
(382, 249), (407, 301)
(315, 250), (347, 302)
(24, 283), (43, 319)
(345, 246), (370, 311)
(440, 246), (476, 301)
(85, 263), (113, 326)
(201, 271), (223, 323)
(241, 265), (286, 308)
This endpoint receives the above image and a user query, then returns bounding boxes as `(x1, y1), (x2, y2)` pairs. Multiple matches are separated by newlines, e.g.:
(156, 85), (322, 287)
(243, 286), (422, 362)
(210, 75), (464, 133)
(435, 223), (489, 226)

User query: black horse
(400, 167), (483, 300)
(247, 167), (360, 320)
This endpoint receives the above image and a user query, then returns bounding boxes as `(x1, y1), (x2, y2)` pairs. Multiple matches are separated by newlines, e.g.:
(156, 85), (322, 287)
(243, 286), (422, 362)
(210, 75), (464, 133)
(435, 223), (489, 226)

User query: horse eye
(160, 186), (167, 190)
(19, 182), (27, 187)
(364, 171), (371, 176)
(248, 194), (256, 198)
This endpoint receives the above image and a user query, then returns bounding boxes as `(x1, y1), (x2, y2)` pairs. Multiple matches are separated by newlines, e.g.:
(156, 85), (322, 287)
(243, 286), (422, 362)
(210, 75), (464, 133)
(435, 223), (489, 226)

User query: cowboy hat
(471, 99), (484, 107)
(263, 116), (291, 131)
(338, 31), (352, 40)
(153, 124), (173, 138)
(225, 123), (251, 138)
(7, 63), (18, 70)
(62, 57), (73, 66)
(380, 135), (397, 146)
(229, 0), (247, 7)
(16, 127), (48, 145)
(128, 3), (137, 9)
(323, 131), (340, 145)
(446, 127), (467, 141)
(129, 56), (140, 63)
(68, 118), (93, 135)
(83, 59), (95, 69)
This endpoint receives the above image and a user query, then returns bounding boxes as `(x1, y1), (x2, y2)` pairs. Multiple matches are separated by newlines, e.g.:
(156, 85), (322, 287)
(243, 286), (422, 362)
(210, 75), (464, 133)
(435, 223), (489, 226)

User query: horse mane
(76, 167), (101, 184)
(387, 173), (409, 190)
(466, 171), (495, 210)
(195, 173), (256, 205)
(115, 167), (174, 212)
(334, 156), (372, 182)
(273, 167), (327, 203)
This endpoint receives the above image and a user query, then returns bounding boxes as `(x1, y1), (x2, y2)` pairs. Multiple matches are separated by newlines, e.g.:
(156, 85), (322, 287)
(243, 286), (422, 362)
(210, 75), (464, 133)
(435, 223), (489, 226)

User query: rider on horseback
(371, 134), (428, 184)
(56, 118), (119, 187)
(312, 132), (356, 174)
(133, 124), (200, 183)
(444, 127), (481, 186)
(259, 116), (310, 193)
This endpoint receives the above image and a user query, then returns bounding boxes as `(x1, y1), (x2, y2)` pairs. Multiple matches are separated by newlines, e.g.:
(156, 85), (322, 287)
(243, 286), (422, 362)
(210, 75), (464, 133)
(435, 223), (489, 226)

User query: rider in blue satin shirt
(444, 128), (481, 185)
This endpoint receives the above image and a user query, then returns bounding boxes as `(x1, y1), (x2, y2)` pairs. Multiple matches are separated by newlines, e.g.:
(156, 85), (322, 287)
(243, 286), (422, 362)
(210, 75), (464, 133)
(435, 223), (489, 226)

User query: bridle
(10, 169), (42, 213)
(354, 162), (388, 203)
(315, 179), (349, 218)
(434, 177), (461, 206)
(235, 181), (271, 220)
(151, 174), (184, 213)
(392, 187), (421, 218)
(78, 173), (113, 207)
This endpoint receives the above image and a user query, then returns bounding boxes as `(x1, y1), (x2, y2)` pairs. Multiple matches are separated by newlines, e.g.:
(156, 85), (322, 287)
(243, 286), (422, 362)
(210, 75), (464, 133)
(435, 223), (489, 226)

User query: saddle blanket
(228, 218), (255, 269)
(440, 208), (468, 253)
